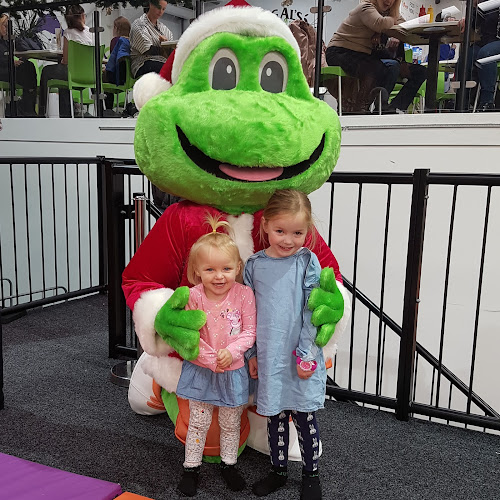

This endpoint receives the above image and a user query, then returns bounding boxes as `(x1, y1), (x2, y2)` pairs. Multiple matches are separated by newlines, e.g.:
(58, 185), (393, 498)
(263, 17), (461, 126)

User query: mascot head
(133, 2), (341, 215)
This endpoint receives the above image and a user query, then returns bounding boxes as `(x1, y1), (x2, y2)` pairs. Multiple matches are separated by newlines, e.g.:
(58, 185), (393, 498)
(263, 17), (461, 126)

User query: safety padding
(0, 452), (122, 500)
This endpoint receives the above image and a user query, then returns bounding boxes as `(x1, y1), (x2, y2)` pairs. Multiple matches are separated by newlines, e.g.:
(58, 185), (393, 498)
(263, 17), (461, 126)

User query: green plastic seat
(320, 66), (359, 116)
(46, 40), (105, 117)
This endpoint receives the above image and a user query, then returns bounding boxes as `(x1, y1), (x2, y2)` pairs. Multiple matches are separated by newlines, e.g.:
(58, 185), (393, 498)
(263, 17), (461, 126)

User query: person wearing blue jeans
(373, 37), (427, 112)
(456, 4), (500, 111)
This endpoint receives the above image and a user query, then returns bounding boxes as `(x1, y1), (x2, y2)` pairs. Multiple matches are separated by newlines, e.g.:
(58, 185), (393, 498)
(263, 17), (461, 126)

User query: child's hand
(217, 348), (233, 370)
(297, 364), (314, 380)
(248, 356), (258, 379)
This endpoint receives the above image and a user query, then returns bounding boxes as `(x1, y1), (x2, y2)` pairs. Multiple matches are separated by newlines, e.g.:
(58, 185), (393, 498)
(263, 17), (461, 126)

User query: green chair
(102, 56), (136, 112)
(320, 66), (359, 116)
(46, 40), (105, 117)
(0, 81), (23, 117)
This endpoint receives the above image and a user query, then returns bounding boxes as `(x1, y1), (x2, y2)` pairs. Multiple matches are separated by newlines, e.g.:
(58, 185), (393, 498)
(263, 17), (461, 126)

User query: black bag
(16, 36), (44, 51)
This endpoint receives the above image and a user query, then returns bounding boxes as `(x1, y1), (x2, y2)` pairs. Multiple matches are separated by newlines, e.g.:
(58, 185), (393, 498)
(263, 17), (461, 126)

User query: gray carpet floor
(1, 294), (499, 500)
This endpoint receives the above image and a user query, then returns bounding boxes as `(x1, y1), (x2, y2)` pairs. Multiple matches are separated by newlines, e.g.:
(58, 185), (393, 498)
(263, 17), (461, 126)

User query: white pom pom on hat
(133, 0), (300, 109)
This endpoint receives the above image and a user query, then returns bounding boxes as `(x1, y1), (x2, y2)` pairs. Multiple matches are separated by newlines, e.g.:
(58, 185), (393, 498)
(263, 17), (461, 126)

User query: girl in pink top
(176, 215), (256, 497)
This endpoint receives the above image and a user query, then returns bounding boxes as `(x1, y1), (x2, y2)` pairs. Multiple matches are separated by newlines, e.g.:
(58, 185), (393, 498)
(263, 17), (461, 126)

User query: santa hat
(133, 2), (300, 109)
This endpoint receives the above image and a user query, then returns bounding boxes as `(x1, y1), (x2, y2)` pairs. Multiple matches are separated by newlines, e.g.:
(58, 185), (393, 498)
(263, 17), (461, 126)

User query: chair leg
(473, 83), (480, 112)
(338, 75), (342, 116)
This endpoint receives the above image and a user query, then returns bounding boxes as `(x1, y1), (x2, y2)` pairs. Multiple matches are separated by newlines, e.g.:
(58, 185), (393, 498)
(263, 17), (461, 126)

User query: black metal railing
(322, 170), (500, 431)
(1, 157), (499, 432)
(0, 157), (108, 318)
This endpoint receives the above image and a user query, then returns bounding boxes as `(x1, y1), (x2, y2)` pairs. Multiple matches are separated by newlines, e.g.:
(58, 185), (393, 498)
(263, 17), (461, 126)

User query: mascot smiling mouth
(177, 125), (325, 182)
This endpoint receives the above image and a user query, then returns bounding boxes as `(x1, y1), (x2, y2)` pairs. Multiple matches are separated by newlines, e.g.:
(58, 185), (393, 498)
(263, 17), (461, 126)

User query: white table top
(13, 49), (62, 62)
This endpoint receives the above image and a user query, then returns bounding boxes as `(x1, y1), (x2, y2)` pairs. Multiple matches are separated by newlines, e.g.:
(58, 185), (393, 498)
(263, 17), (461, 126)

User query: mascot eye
(259, 52), (288, 93)
(209, 48), (240, 90)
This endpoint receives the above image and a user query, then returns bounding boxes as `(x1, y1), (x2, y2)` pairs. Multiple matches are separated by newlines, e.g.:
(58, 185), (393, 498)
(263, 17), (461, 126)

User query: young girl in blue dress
(176, 216), (256, 496)
(244, 189), (326, 500)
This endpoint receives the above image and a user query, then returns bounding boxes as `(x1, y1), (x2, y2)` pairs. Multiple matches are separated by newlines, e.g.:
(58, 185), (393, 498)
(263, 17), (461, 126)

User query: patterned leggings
(267, 410), (320, 471)
(184, 400), (244, 468)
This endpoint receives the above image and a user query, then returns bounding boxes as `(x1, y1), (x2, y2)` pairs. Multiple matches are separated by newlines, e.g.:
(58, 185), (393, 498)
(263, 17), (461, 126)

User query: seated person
(130, 0), (173, 79)
(38, 4), (94, 118)
(0, 13), (37, 117)
(325, 0), (405, 113)
(110, 16), (131, 54)
(373, 35), (427, 112)
(456, 2), (500, 111)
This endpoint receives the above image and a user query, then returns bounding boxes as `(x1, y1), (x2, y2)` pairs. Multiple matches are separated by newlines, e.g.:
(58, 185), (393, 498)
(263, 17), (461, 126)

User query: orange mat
(115, 493), (154, 500)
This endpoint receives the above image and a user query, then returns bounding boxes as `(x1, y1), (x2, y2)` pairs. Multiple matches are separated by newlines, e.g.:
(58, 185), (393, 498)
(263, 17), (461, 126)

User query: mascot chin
(123, 0), (350, 463)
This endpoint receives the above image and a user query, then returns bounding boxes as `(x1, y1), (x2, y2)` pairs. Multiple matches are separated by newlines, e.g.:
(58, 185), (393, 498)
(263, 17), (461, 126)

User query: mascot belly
(122, 2), (350, 462)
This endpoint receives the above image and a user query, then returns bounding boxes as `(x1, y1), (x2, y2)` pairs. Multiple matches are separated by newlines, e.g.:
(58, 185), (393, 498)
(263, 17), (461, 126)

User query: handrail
(342, 275), (500, 419)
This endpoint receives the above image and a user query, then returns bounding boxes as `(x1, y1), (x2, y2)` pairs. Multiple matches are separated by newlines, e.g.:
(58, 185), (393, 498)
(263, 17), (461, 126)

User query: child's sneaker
(301, 470), (322, 500)
(177, 466), (200, 497)
(252, 466), (287, 496)
(220, 462), (246, 491)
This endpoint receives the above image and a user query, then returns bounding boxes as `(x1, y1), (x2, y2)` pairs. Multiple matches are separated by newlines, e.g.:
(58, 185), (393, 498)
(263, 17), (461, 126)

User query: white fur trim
(142, 353), (183, 394)
(227, 213), (255, 263)
(323, 281), (351, 363)
(172, 6), (300, 84)
(133, 72), (172, 110)
(132, 288), (175, 356)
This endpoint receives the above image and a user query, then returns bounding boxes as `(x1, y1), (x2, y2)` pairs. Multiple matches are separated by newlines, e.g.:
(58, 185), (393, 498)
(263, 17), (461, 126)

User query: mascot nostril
(123, 1), (350, 466)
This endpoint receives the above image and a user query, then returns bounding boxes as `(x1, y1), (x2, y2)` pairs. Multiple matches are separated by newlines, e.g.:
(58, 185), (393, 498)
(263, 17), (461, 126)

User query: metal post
(195, 0), (202, 18)
(6, 19), (17, 118)
(106, 161), (127, 360)
(396, 169), (429, 421)
(96, 157), (108, 291)
(110, 192), (147, 387)
(92, 10), (104, 118)
(456, 0), (475, 111)
(133, 193), (146, 359)
(313, 0), (325, 98)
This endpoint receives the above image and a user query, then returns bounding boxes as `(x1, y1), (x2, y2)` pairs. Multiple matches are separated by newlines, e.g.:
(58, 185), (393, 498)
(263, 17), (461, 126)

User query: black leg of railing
(93, 11), (104, 118)
(456, 0), (475, 111)
(313, 0), (325, 99)
(97, 157), (108, 291)
(105, 161), (127, 358)
(7, 19), (17, 118)
(396, 168), (429, 421)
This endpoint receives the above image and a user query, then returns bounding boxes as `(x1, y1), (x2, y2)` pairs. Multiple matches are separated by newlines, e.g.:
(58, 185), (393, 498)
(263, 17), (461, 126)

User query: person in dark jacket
(0, 13), (38, 117)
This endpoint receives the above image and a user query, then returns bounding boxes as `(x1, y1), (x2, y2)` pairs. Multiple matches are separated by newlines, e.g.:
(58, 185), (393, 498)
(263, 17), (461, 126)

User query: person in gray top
(130, 0), (173, 78)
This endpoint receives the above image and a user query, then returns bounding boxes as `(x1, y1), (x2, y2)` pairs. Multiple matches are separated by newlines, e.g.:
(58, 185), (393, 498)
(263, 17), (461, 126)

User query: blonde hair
(260, 189), (317, 249)
(187, 214), (243, 285)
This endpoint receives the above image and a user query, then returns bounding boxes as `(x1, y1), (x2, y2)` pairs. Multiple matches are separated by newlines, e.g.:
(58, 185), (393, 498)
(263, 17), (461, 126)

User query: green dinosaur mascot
(123, 2), (350, 463)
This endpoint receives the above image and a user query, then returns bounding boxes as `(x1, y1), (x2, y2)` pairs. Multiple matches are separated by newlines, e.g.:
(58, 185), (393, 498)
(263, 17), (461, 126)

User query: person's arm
(295, 253), (322, 362)
(359, 2), (398, 33)
(130, 21), (163, 56)
(225, 286), (257, 365)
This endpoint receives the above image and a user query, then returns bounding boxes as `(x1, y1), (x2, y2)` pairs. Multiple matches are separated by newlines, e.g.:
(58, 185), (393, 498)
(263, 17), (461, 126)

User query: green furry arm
(308, 267), (344, 347)
(154, 286), (207, 360)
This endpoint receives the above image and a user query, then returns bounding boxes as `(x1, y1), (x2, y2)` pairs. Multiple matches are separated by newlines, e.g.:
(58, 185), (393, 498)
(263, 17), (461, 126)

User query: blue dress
(244, 247), (326, 416)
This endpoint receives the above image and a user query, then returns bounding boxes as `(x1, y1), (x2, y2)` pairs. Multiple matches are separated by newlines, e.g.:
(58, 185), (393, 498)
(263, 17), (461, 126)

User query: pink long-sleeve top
(186, 282), (256, 372)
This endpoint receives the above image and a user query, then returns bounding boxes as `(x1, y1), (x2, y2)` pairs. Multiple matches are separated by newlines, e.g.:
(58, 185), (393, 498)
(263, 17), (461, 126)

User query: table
(13, 49), (62, 62)
(386, 21), (466, 110)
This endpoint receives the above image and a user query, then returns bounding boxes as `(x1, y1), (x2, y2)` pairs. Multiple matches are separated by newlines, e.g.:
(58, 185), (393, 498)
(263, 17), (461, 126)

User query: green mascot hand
(154, 286), (207, 361)
(308, 267), (344, 347)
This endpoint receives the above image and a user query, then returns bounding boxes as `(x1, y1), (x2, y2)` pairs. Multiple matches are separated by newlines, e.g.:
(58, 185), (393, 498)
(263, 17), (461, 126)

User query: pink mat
(0, 453), (122, 500)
